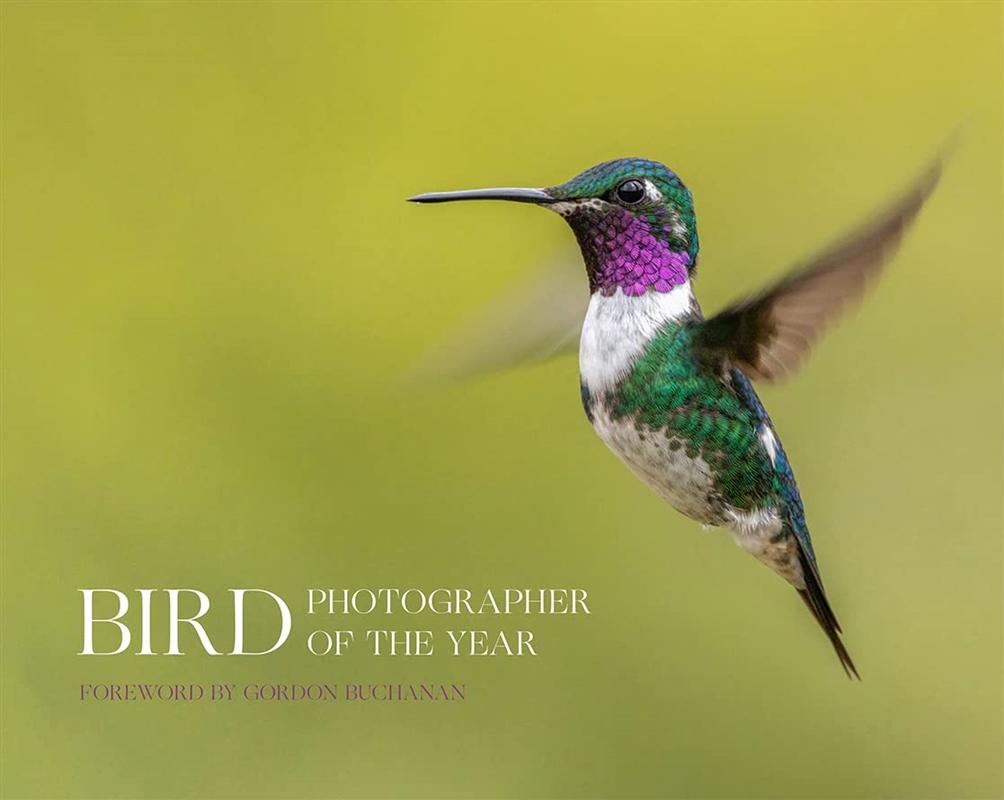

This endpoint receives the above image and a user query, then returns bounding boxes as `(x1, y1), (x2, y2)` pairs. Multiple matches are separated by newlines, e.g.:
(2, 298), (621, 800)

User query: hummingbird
(408, 150), (945, 678)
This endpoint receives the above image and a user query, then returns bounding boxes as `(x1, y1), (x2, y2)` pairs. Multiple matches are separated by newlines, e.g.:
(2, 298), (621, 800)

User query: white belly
(589, 400), (723, 525)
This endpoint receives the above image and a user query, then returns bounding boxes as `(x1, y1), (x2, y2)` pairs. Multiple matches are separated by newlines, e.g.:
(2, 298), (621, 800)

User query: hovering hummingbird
(408, 149), (945, 678)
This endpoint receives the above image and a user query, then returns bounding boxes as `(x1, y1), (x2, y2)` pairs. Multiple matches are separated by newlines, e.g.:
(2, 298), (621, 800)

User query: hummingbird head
(409, 158), (699, 297)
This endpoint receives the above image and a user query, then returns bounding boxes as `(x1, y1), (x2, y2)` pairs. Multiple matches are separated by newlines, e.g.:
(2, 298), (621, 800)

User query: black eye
(615, 179), (646, 205)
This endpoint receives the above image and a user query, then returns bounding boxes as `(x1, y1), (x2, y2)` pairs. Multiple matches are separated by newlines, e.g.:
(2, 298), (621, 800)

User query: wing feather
(694, 147), (948, 381)
(405, 254), (587, 384)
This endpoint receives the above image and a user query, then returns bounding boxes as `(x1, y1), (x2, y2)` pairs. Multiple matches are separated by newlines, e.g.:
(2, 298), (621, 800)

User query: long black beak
(407, 187), (554, 204)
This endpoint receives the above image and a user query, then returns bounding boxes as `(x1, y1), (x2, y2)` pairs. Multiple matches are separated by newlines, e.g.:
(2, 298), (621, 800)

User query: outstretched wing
(693, 147), (948, 382)
(405, 254), (587, 384)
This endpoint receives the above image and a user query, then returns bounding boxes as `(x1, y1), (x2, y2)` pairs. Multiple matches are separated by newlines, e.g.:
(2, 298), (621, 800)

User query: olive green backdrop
(1, 2), (1001, 798)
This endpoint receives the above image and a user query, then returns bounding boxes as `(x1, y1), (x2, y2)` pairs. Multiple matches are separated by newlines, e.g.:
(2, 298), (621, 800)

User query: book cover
(1, 3), (1001, 798)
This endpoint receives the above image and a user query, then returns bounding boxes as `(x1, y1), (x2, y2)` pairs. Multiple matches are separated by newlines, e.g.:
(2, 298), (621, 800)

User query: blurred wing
(405, 253), (587, 384)
(693, 147), (947, 382)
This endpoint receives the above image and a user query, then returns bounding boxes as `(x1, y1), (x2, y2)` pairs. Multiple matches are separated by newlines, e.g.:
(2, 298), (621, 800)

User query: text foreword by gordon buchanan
(77, 588), (590, 657)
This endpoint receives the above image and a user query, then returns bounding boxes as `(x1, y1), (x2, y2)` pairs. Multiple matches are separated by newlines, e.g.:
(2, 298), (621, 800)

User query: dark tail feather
(796, 546), (860, 680)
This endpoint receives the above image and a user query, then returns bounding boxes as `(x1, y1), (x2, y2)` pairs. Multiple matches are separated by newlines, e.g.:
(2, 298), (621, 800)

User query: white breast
(579, 282), (694, 394)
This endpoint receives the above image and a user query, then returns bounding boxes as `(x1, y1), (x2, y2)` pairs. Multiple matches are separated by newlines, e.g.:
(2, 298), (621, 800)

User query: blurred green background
(2, 2), (1001, 798)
